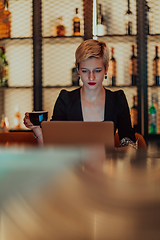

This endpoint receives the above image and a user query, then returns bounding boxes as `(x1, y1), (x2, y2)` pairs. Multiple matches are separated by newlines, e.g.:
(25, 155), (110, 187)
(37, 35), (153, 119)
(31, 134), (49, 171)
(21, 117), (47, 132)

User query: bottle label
(153, 59), (160, 76)
(150, 113), (156, 125)
(129, 59), (137, 75)
(130, 108), (138, 126)
(74, 21), (80, 33)
(57, 27), (65, 36)
(97, 24), (106, 36)
(108, 61), (116, 78)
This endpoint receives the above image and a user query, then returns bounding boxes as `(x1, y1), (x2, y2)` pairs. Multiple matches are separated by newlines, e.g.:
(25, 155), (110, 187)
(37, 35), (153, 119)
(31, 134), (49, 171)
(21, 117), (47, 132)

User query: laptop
(41, 121), (114, 149)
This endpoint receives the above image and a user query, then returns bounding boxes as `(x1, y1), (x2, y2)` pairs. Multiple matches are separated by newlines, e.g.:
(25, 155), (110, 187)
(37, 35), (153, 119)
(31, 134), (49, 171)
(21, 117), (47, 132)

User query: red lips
(88, 82), (96, 85)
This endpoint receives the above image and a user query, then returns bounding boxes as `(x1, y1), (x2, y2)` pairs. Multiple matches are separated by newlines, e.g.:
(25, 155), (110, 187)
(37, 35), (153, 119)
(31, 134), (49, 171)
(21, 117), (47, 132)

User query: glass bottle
(72, 66), (79, 86)
(0, 46), (8, 87)
(14, 106), (21, 130)
(0, 1), (5, 39)
(124, 0), (133, 35)
(97, 4), (107, 36)
(3, 0), (11, 38)
(2, 47), (8, 87)
(129, 45), (137, 86)
(149, 96), (157, 134)
(130, 95), (138, 132)
(56, 17), (65, 37)
(146, 0), (152, 35)
(1, 113), (9, 132)
(0, 49), (3, 86)
(154, 95), (160, 134)
(73, 8), (81, 36)
(108, 47), (116, 86)
(153, 46), (160, 85)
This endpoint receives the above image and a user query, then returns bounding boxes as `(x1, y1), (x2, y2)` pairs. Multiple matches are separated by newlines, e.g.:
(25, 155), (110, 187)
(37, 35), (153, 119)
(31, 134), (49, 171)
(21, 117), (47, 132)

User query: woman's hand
(23, 112), (37, 130)
(23, 112), (43, 146)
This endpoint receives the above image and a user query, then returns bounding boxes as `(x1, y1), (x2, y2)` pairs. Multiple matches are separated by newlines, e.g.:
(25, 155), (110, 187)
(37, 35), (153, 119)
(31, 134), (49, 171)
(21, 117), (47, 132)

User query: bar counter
(0, 131), (37, 146)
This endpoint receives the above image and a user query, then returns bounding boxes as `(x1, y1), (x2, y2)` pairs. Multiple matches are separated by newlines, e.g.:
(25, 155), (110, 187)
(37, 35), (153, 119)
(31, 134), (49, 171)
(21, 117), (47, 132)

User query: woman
(24, 39), (137, 149)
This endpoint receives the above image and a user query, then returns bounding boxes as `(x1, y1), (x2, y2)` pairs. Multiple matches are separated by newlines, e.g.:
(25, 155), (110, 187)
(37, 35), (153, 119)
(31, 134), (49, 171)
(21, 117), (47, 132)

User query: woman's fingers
(25, 112), (29, 119)
(23, 112), (35, 129)
(23, 118), (32, 127)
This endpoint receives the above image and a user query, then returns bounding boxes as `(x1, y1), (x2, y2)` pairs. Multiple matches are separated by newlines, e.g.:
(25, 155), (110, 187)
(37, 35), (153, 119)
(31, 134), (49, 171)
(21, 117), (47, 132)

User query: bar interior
(0, 0), (160, 239)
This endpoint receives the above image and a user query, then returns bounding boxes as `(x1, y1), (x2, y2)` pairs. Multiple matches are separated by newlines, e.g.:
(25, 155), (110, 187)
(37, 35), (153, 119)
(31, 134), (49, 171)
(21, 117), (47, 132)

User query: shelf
(97, 34), (160, 43)
(0, 37), (32, 41)
(0, 34), (159, 41)
(148, 34), (160, 36)
(148, 34), (160, 42)
(98, 33), (160, 37)
(97, 34), (136, 41)
(43, 85), (79, 88)
(1, 86), (33, 89)
(148, 85), (160, 88)
(9, 129), (32, 132)
(99, 34), (137, 37)
(43, 35), (84, 39)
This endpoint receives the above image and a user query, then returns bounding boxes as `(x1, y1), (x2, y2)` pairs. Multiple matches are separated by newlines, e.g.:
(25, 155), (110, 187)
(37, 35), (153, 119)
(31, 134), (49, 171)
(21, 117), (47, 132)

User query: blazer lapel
(68, 87), (83, 121)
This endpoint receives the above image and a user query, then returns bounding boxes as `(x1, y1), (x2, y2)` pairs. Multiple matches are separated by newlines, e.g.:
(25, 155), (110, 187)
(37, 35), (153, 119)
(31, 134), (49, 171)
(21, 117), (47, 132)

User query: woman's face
(78, 57), (107, 90)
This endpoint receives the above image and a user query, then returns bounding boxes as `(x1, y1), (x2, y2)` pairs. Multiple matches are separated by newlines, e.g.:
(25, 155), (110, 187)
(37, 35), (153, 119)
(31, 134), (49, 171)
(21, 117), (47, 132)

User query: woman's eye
(82, 70), (88, 73)
(95, 70), (101, 73)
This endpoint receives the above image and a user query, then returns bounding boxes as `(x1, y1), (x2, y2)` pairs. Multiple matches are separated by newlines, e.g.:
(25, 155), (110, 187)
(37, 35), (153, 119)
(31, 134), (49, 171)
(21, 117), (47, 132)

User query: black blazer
(51, 87), (136, 142)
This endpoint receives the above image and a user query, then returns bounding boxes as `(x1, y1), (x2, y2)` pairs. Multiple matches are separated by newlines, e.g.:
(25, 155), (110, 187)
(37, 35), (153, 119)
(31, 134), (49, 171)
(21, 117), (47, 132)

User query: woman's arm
(23, 90), (69, 146)
(23, 112), (43, 146)
(116, 90), (137, 150)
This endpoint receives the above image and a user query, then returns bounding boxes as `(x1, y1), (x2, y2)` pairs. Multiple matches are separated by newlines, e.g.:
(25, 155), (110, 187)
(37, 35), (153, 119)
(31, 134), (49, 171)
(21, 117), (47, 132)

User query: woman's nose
(89, 71), (95, 81)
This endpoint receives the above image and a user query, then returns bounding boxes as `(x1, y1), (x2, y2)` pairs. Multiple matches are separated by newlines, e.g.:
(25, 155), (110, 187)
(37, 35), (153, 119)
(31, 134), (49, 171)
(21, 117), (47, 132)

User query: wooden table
(0, 147), (159, 240)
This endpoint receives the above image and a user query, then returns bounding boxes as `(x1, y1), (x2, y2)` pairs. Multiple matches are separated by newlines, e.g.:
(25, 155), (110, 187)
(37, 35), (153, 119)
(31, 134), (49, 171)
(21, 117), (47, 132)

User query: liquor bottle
(130, 95), (138, 132)
(73, 8), (81, 36)
(0, 1), (5, 39)
(97, 4), (107, 36)
(153, 46), (160, 85)
(129, 45), (137, 86)
(146, 0), (151, 35)
(0, 47), (3, 86)
(56, 17), (65, 36)
(3, 0), (11, 38)
(154, 96), (160, 134)
(108, 47), (116, 86)
(0, 46), (8, 87)
(2, 46), (8, 87)
(0, 0), (10, 39)
(124, 0), (133, 35)
(149, 96), (157, 134)
(1, 113), (9, 132)
(14, 106), (21, 130)
(72, 66), (79, 86)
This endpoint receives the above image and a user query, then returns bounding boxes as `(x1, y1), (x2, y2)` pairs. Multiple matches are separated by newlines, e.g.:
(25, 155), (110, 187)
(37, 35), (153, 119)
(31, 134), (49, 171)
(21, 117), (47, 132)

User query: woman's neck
(81, 86), (105, 103)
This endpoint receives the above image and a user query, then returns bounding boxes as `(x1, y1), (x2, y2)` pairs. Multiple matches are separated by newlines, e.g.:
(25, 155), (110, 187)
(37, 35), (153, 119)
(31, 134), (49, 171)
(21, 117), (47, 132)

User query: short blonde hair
(75, 39), (109, 69)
